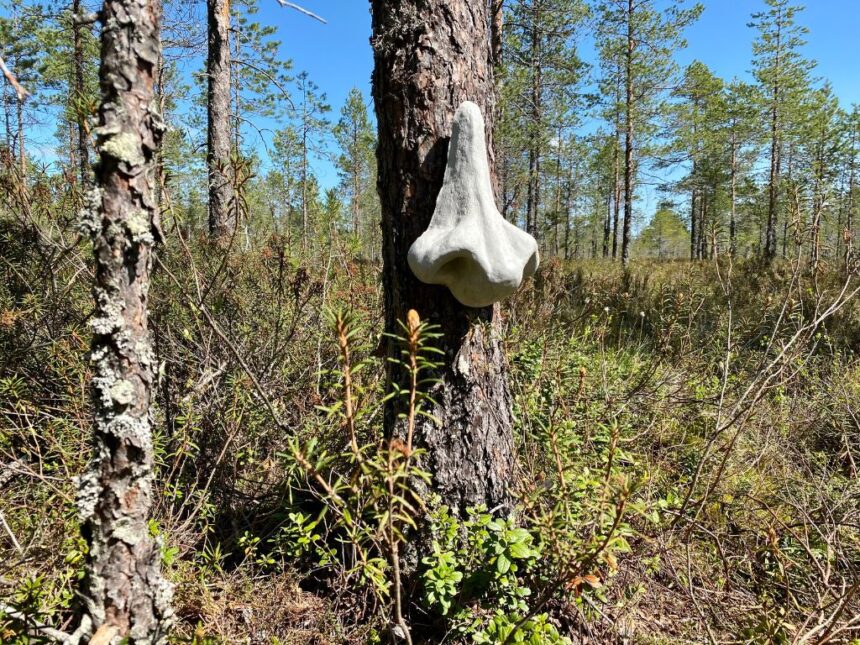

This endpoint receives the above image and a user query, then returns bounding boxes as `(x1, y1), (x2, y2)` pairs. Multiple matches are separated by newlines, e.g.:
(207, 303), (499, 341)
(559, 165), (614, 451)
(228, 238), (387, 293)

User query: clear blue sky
(259, 1), (374, 120)
(12, 0), (860, 190)
(255, 0), (860, 190)
(677, 0), (860, 105)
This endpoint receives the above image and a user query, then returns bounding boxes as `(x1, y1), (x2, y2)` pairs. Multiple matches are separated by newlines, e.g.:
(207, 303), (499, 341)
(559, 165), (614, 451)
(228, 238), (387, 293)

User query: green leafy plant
(277, 307), (441, 644)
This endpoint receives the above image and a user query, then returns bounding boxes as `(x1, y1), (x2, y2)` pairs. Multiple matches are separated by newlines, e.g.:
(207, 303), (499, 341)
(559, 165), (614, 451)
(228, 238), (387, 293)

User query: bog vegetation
(1, 0), (860, 643)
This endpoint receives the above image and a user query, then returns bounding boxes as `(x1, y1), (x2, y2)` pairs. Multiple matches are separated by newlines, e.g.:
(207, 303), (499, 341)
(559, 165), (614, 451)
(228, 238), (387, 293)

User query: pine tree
(500, 0), (588, 243)
(371, 0), (518, 517)
(670, 71), (760, 259)
(272, 124), (302, 244)
(724, 80), (760, 256)
(294, 71), (329, 250)
(69, 0), (97, 184)
(670, 61), (724, 259)
(587, 130), (617, 258)
(206, 0), (234, 238)
(797, 83), (841, 272)
(491, 0), (504, 69)
(595, 38), (624, 258)
(597, 0), (702, 268)
(230, 0), (293, 151)
(838, 105), (860, 265)
(333, 88), (376, 252)
(0, 2), (44, 180)
(635, 201), (689, 258)
(75, 0), (173, 637)
(750, 0), (815, 260)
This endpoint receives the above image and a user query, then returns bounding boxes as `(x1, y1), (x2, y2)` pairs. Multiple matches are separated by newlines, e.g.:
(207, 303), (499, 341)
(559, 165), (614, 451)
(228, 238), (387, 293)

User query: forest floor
(2, 224), (859, 643)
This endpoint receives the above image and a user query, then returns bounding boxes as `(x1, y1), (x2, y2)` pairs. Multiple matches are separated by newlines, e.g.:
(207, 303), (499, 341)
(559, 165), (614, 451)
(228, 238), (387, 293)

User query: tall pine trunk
(4, 87), (11, 157)
(811, 141), (824, 274)
(525, 0), (542, 239)
(76, 0), (173, 639)
(611, 63), (622, 260)
(690, 187), (698, 260)
(612, 131), (621, 259)
(301, 121), (308, 248)
(621, 0), (634, 270)
(766, 97), (780, 260)
(690, 95), (699, 261)
(207, 0), (235, 238)
(730, 130), (737, 256)
(783, 143), (792, 259)
(602, 191), (611, 258)
(565, 163), (573, 259)
(11, 5), (25, 181)
(491, 0), (508, 220)
(765, 20), (782, 261)
(371, 0), (516, 514)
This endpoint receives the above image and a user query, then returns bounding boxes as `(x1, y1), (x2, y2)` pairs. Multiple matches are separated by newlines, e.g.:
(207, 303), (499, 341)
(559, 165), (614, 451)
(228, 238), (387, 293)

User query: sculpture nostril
(431, 250), (486, 285)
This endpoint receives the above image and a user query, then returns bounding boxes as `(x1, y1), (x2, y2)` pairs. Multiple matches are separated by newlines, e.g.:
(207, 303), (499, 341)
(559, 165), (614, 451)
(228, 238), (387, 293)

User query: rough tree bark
(75, 0), (173, 640)
(490, 0), (505, 212)
(552, 126), (562, 256)
(490, 0), (504, 69)
(371, 0), (517, 514)
(4, 87), (11, 154)
(13, 75), (25, 179)
(15, 92), (25, 178)
(207, 0), (235, 238)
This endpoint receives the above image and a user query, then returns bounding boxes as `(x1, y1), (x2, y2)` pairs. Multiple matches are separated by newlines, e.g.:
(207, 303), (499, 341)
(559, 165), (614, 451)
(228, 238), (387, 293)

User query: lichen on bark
(72, 0), (174, 640)
(99, 131), (146, 166)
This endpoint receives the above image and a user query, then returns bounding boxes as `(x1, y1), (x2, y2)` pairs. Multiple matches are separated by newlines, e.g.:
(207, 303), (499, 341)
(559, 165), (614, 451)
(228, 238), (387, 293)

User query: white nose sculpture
(407, 101), (539, 308)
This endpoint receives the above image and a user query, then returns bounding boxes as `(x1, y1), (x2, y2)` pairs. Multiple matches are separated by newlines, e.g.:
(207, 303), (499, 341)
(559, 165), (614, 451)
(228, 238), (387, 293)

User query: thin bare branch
(273, 0), (326, 24)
